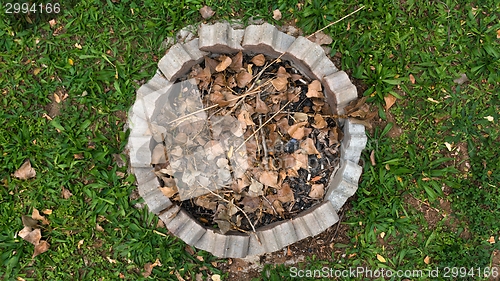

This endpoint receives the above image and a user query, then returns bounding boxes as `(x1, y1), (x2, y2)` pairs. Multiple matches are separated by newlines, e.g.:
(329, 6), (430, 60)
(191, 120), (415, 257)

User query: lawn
(1, 0), (499, 280)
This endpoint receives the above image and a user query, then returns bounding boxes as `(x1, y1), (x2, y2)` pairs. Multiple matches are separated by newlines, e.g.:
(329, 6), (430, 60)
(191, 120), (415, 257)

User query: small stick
(307, 6), (366, 39)
(259, 114), (268, 159)
(261, 195), (279, 218)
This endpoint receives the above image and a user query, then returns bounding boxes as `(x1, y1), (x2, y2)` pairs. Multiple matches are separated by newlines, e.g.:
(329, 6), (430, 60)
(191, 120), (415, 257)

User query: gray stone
(142, 188), (172, 214)
(128, 136), (155, 167)
(136, 72), (170, 99)
(165, 208), (188, 233)
(212, 232), (228, 258)
(293, 201), (339, 236)
(194, 228), (216, 253)
(256, 224), (280, 253)
(127, 112), (150, 137)
(292, 217), (311, 241)
(224, 234), (250, 258)
(325, 160), (363, 211)
(273, 220), (297, 248)
(158, 205), (181, 225)
(132, 167), (156, 185)
(247, 232), (266, 256)
(198, 22), (244, 54)
(341, 119), (367, 163)
(323, 71), (358, 114)
(283, 36), (337, 80)
(158, 39), (207, 81)
(242, 23), (295, 58)
(175, 215), (206, 245)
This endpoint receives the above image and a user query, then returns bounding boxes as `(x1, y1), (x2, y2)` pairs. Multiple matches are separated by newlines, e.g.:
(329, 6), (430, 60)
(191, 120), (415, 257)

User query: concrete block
(292, 217), (311, 241)
(137, 177), (159, 197)
(224, 234), (250, 258)
(325, 160), (363, 211)
(131, 82), (173, 123)
(136, 72), (170, 99)
(165, 208), (189, 234)
(175, 215), (206, 245)
(198, 22), (244, 54)
(283, 36), (332, 80)
(142, 188), (172, 214)
(341, 119), (367, 163)
(158, 38), (207, 81)
(256, 225), (280, 253)
(311, 201), (339, 230)
(131, 167), (156, 185)
(194, 228), (216, 253)
(128, 135), (155, 167)
(212, 232), (228, 258)
(242, 23), (295, 57)
(128, 112), (150, 137)
(323, 71), (357, 114)
(247, 231), (266, 256)
(158, 205), (181, 225)
(273, 220), (298, 248)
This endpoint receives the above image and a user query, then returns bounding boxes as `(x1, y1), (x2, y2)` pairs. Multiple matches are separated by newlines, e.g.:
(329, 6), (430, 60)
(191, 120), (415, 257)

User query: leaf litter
(148, 52), (374, 233)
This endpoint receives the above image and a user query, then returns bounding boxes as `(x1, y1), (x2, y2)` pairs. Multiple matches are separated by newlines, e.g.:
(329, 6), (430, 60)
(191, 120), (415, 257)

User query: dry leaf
(276, 117), (290, 134)
(230, 51), (243, 72)
(312, 114), (327, 129)
(488, 236), (496, 244)
(272, 200), (285, 217)
(255, 95), (270, 114)
(32, 208), (49, 225)
(74, 43), (82, 49)
(277, 183), (294, 203)
(308, 31), (333, 45)
(142, 263), (153, 277)
(384, 94), (397, 110)
(484, 116), (494, 122)
(204, 56), (219, 73)
(33, 240), (50, 258)
(306, 80), (323, 98)
(370, 150), (376, 166)
(273, 9), (282, 20)
(61, 186), (73, 199)
(294, 112), (308, 122)
(251, 54), (265, 66)
(236, 71), (252, 88)
(241, 196), (261, 213)
(211, 274), (221, 281)
(409, 73), (416, 84)
(259, 171), (279, 188)
(195, 195), (218, 211)
(271, 77), (288, 92)
(497, 29), (500, 39)
(300, 138), (320, 156)
(424, 256), (431, 264)
(248, 178), (264, 197)
(237, 110), (255, 129)
(48, 19), (56, 27)
(199, 5), (215, 19)
(42, 209), (52, 215)
(376, 254), (386, 263)
(22, 228), (41, 246)
(14, 159), (36, 180)
(22, 215), (38, 228)
(288, 121), (308, 140)
(96, 223), (104, 232)
(215, 56), (232, 72)
(309, 184), (324, 199)
(159, 186), (178, 198)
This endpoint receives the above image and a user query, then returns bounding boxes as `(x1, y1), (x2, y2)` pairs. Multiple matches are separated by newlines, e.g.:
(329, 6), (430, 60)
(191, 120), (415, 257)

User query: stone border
(127, 22), (367, 258)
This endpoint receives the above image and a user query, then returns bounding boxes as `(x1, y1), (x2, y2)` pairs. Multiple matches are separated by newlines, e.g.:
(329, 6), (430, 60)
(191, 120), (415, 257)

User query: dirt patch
(404, 194), (444, 229)
(489, 250), (500, 281)
(218, 203), (353, 279)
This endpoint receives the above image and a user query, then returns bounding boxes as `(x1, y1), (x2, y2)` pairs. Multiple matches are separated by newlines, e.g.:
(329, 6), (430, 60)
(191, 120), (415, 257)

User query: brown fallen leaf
(370, 150), (376, 166)
(301, 138), (320, 156)
(277, 182), (294, 203)
(273, 9), (282, 20)
(21, 228), (41, 246)
(409, 73), (416, 84)
(230, 51), (243, 72)
(424, 256), (431, 264)
(271, 77), (288, 92)
(255, 95), (270, 114)
(22, 215), (39, 228)
(61, 186), (73, 199)
(306, 80), (323, 98)
(288, 121), (308, 140)
(259, 170), (279, 188)
(251, 54), (265, 66)
(48, 19), (56, 28)
(236, 70), (252, 88)
(309, 184), (324, 199)
(159, 186), (178, 198)
(308, 31), (333, 46)
(199, 5), (215, 19)
(32, 208), (49, 225)
(384, 94), (397, 110)
(215, 56), (232, 72)
(33, 240), (50, 258)
(14, 159), (36, 180)
(241, 195), (261, 213)
(312, 114), (327, 129)
(272, 200), (285, 217)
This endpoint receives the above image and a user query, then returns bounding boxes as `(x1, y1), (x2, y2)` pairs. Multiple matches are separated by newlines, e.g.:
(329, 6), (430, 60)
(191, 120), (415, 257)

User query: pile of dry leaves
(151, 52), (373, 233)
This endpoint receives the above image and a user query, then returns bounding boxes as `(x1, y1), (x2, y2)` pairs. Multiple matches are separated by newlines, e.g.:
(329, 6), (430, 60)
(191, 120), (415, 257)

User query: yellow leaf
(74, 43), (82, 49)
(68, 58), (74, 66)
(484, 116), (494, 122)
(427, 97), (440, 104)
(444, 142), (453, 151)
(488, 236), (496, 244)
(380, 232), (385, 239)
(424, 256), (431, 264)
(33, 68), (41, 75)
(376, 254), (386, 263)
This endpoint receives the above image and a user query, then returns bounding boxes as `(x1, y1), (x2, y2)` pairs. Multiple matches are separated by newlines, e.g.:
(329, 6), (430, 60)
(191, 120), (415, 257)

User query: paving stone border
(127, 22), (367, 258)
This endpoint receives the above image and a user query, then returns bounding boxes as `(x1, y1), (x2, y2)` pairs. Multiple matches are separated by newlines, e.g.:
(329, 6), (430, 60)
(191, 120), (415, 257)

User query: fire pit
(127, 22), (366, 258)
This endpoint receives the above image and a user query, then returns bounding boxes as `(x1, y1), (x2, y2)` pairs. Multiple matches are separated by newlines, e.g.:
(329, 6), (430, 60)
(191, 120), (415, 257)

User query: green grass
(1, 0), (499, 280)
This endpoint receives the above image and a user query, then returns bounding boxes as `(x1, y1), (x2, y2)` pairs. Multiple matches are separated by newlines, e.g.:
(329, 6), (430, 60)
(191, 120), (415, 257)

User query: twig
(261, 195), (279, 218)
(307, 6), (366, 39)
(259, 114), (268, 159)
(234, 90), (302, 153)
